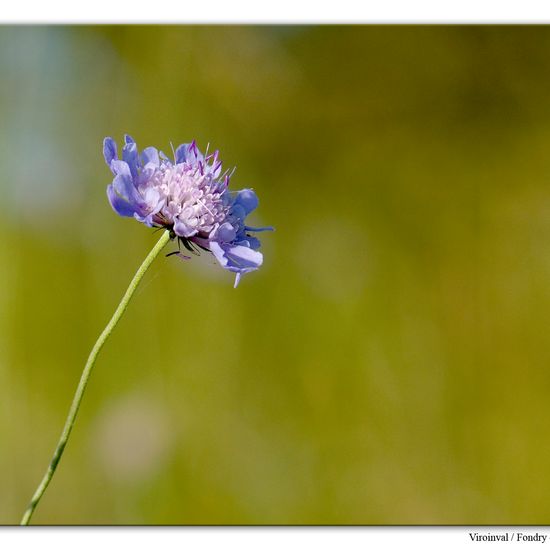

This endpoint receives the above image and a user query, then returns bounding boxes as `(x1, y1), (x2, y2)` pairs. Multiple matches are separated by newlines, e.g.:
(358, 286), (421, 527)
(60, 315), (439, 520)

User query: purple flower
(103, 135), (272, 287)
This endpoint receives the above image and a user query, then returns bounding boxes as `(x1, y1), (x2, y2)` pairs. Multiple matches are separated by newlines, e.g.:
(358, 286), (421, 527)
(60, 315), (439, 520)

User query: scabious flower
(103, 135), (272, 287)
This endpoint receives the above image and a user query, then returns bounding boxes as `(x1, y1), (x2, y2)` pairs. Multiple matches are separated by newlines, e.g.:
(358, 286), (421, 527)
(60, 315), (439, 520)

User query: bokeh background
(1, 25), (550, 524)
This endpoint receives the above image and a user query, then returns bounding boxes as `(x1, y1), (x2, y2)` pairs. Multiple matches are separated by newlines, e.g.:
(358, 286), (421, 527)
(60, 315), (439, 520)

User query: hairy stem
(21, 230), (171, 525)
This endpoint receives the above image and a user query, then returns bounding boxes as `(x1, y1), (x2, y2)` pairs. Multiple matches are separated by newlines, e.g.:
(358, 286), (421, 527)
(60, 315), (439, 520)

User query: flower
(103, 135), (272, 287)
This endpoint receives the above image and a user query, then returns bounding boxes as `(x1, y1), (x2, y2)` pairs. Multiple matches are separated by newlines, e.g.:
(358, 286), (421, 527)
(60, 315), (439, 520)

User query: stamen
(196, 197), (216, 217)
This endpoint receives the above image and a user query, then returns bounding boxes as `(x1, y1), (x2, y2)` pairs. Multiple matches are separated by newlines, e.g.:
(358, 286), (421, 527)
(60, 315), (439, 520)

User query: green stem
(20, 230), (171, 525)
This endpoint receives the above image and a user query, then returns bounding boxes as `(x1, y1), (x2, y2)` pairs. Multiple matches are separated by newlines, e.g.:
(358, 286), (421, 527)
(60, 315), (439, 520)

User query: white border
(2, 526), (550, 550)
(2, 0), (550, 23)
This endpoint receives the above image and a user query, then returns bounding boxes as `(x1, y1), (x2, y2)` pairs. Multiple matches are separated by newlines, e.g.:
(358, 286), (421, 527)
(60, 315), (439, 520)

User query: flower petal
(122, 141), (139, 179)
(174, 218), (199, 238)
(230, 203), (246, 221)
(141, 146), (159, 167)
(107, 185), (135, 217)
(216, 221), (237, 242)
(210, 241), (263, 272)
(103, 137), (118, 169)
(134, 211), (156, 226)
(234, 189), (259, 215)
(112, 173), (148, 215)
(174, 143), (189, 164)
(243, 236), (261, 250)
(137, 162), (156, 185)
(244, 225), (274, 232)
(110, 160), (132, 178)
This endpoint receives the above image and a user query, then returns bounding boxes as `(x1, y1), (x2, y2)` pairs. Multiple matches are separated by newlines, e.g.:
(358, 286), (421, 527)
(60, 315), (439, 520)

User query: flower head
(103, 135), (272, 287)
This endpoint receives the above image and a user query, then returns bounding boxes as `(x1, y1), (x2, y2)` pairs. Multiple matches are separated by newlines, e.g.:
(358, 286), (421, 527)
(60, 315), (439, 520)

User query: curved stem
(21, 230), (171, 525)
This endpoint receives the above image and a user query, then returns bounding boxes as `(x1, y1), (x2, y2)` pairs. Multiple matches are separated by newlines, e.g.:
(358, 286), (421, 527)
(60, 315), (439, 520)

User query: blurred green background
(1, 25), (550, 524)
